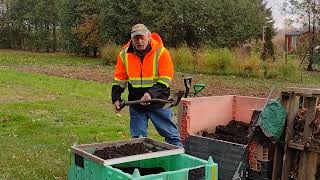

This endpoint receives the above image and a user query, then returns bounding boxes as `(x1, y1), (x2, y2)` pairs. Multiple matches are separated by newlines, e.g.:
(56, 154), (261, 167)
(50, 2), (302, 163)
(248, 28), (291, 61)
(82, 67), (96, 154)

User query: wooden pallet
(273, 87), (320, 180)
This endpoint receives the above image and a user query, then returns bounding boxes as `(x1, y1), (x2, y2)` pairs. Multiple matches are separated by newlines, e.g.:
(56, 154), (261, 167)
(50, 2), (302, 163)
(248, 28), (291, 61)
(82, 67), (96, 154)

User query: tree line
(0, 0), (273, 57)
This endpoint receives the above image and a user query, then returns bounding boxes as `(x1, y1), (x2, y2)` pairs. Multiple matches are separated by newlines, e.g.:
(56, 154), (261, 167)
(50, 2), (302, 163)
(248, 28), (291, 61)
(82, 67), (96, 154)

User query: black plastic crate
(185, 135), (248, 180)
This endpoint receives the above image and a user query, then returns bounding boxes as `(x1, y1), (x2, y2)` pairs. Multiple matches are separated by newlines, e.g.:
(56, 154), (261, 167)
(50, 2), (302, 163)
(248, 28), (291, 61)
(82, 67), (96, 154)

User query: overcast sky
(267, 0), (286, 29)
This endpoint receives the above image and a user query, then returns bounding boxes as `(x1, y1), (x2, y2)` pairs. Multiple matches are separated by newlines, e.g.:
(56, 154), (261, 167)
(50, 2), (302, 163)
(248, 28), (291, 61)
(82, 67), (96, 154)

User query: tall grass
(196, 48), (236, 75)
(172, 44), (300, 80)
(98, 42), (300, 80)
(170, 46), (194, 72)
(277, 60), (300, 80)
(236, 53), (262, 77)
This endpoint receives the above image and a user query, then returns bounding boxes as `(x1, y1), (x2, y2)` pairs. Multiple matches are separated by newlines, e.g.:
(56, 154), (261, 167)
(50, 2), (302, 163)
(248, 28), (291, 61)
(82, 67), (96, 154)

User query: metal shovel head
(163, 90), (184, 109)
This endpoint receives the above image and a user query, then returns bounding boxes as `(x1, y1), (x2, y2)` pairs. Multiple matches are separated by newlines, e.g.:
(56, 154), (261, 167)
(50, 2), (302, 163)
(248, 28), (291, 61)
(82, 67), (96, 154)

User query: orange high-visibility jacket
(112, 33), (174, 104)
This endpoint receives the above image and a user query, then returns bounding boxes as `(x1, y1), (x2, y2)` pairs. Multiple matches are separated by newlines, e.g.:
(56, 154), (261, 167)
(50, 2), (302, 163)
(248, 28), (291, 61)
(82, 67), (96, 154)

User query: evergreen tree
(261, 26), (275, 61)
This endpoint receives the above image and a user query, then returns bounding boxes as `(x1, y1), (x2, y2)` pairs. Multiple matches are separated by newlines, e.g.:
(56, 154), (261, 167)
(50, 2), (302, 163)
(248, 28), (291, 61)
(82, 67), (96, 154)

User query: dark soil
(92, 142), (168, 160)
(201, 120), (250, 145)
(113, 166), (165, 176)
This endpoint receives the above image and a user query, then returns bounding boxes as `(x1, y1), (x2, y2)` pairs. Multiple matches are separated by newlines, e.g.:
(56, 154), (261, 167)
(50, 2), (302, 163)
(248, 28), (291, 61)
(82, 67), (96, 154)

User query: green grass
(0, 49), (103, 66)
(0, 69), (160, 179)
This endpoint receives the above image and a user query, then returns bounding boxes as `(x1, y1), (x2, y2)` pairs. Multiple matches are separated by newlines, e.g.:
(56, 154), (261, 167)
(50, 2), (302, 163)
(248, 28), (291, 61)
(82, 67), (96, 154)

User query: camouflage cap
(131, 24), (150, 37)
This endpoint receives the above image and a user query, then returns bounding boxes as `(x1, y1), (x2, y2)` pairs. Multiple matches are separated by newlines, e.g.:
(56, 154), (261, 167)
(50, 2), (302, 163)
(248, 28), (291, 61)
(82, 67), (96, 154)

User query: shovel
(184, 76), (205, 98)
(117, 91), (184, 111)
(232, 85), (276, 180)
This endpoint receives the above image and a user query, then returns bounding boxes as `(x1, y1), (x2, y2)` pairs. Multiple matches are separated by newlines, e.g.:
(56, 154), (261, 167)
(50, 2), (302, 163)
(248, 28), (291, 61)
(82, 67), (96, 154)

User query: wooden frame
(71, 137), (184, 166)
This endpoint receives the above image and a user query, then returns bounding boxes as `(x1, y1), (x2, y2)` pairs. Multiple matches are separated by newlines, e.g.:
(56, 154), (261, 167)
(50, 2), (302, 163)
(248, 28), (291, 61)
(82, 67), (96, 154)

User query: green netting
(257, 98), (287, 141)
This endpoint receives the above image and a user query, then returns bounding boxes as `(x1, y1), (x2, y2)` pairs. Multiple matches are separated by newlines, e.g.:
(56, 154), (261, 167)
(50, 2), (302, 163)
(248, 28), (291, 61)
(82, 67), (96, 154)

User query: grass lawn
(0, 49), (320, 179)
(0, 68), (160, 179)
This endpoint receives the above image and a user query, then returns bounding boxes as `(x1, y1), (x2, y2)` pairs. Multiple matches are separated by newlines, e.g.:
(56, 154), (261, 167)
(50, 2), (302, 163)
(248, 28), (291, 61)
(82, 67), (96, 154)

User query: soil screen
(93, 143), (168, 176)
(92, 142), (168, 160)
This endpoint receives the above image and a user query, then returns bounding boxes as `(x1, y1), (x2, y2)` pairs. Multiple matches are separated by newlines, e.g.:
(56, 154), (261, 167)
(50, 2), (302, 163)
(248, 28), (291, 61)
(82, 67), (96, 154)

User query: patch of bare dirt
(171, 74), (271, 98)
(16, 65), (271, 97)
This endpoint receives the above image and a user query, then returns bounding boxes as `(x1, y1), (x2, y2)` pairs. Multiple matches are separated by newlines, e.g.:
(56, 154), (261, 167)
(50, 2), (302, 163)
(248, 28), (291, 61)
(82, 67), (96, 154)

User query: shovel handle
(123, 99), (171, 105)
(118, 99), (173, 111)
(184, 76), (192, 98)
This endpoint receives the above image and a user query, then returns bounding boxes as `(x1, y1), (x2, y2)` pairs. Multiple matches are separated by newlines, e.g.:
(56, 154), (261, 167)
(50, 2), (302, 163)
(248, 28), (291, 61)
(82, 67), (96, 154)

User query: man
(112, 24), (182, 147)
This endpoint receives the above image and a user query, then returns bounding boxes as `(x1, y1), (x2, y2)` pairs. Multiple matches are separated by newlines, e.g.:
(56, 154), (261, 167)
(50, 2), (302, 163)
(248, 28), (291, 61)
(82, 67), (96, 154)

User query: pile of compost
(201, 120), (250, 145)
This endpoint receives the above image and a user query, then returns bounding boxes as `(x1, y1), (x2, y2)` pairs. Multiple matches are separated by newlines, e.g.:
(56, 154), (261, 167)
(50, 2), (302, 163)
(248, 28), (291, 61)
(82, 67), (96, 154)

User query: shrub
(101, 41), (121, 65)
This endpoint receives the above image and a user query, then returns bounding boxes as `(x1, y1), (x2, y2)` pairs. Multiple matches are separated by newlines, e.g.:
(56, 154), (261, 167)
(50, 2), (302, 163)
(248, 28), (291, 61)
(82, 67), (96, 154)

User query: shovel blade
(163, 91), (184, 109)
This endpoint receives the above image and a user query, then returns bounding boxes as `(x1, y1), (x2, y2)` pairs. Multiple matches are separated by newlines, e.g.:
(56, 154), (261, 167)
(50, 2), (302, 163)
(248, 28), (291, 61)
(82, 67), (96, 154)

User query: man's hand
(140, 92), (151, 106)
(113, 100), (121, 113)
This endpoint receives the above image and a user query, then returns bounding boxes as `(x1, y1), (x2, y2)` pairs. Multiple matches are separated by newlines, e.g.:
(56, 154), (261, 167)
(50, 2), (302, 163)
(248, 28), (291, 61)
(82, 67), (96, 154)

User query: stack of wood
(291, 104), (320, 149)
(306, 108), (320, 149)
(272, 88), (320, 180)
(292, 108), (306, 144)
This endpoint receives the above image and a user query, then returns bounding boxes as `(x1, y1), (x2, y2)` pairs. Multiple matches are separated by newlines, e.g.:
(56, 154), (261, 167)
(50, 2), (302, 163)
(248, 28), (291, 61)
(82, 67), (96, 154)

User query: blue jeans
(129, 106), (183, 147)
